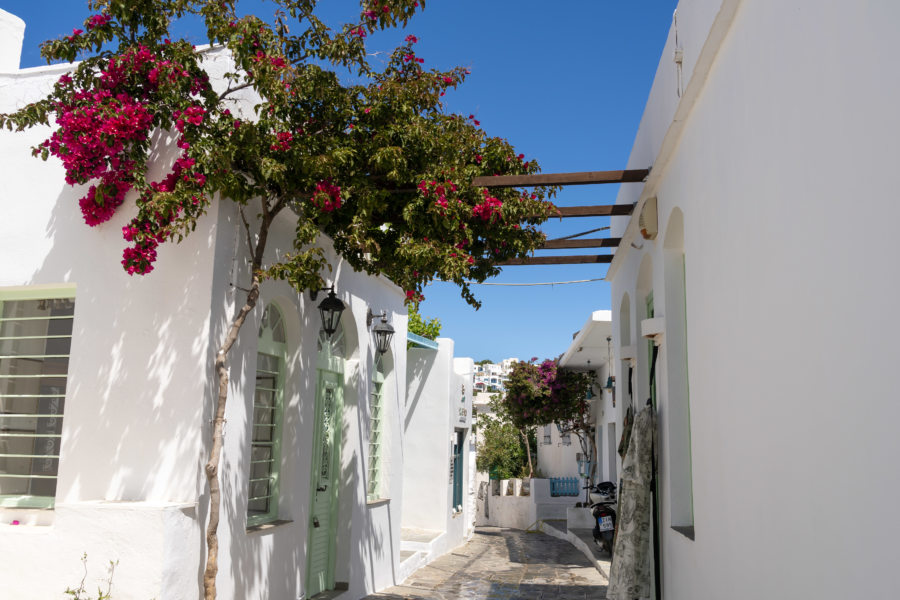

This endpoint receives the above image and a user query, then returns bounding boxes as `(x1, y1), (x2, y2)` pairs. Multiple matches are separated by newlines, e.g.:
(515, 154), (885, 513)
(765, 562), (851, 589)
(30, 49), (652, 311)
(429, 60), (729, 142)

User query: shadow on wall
(222, 297), (316, 599)
(404, 349), (437, 432)
(25, 149), (220, 591)
(355, 346), (392, 592)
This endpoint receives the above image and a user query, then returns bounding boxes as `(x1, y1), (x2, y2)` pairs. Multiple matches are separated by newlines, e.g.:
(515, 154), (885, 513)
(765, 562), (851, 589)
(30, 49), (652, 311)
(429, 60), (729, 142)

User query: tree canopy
(0, 2), (559, 596)
(502, 358), (593, 428)
(1, 0), (556, 307)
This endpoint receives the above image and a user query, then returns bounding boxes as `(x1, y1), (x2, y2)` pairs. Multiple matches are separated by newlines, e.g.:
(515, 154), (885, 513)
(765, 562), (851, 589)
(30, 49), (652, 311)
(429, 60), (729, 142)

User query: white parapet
(0, 9), (25, 73)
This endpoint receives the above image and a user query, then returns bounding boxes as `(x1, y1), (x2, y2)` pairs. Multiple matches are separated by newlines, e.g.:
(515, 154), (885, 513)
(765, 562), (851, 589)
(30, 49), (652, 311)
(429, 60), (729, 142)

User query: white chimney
(0, 9), (26, 73)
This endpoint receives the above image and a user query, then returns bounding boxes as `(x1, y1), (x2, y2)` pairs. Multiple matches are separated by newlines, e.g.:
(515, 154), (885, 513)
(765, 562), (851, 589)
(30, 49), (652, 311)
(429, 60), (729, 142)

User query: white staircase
(397, 527), (444, 583)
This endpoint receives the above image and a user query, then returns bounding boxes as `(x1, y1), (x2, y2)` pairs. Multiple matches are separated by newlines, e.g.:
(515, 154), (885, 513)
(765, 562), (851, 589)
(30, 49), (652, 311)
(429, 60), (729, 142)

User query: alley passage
(364, 527), (607, 600)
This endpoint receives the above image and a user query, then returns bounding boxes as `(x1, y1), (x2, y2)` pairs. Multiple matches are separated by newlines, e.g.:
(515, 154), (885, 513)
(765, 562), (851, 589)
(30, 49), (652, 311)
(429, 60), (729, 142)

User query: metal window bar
(367, 360), (384, 501)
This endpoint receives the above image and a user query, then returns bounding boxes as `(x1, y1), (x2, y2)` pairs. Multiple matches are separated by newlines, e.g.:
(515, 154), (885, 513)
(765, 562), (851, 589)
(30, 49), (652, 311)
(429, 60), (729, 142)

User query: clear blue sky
(4, 0), (677, 362)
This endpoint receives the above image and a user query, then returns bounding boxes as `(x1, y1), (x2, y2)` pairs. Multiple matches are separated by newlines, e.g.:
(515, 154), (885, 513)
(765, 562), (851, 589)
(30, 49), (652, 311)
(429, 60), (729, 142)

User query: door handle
(313, 517), (320, 528)
(317, 485), (327, 492)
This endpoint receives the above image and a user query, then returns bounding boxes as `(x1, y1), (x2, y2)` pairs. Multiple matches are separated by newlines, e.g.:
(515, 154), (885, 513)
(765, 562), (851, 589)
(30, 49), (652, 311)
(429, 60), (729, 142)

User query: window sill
(246, 519), (293, 534)
(671, 525), (695, 540)
(366, 498), (390, 507)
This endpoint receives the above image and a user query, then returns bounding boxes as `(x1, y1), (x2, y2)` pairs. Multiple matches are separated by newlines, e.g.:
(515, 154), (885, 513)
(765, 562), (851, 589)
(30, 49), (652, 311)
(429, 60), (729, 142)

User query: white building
(0, 11), (470, 599)
(401, 339), (475, 574)
(473, 358), (517, 393)
(538, 311), (617, 486)
(607, 2), (900, 599)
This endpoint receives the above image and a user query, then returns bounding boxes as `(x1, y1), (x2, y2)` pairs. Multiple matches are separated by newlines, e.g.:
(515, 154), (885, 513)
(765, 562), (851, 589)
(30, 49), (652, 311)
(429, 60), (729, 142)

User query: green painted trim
(246, 303), (286, 527)
(646, 291), (656, 408)
(367, 359), (385, 502)
(326, 373), (344, 589)
(407, 332), (438, 350)
(306, 364), (345, 597)
(0, 286), (75, 512)
(0, 494), (55, 509)
(682, 254), (695, 525)
(0, 285), (77, 301)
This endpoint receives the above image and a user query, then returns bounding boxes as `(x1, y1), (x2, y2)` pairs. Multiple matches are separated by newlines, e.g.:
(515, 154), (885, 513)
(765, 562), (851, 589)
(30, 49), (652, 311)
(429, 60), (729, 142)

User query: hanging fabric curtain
(608, 342), (659, 600)
(606, 402), (656, 599)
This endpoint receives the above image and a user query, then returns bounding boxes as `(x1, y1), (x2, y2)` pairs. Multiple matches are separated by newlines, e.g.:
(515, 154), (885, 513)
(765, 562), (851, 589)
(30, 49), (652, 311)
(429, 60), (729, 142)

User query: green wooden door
(306, 371), (342, 597)
(307, 327), (345, 598)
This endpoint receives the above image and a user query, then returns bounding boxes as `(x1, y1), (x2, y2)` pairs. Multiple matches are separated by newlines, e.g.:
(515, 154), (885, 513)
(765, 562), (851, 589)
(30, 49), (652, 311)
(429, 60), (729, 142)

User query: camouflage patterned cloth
(607, 405), (656, 600)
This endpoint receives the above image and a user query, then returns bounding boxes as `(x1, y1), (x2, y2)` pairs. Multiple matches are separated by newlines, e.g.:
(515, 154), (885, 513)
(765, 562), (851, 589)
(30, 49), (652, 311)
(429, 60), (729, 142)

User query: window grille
(0, 289), (75, 509)
(247, 304), (285, 526)
(367, 354), (385, 501)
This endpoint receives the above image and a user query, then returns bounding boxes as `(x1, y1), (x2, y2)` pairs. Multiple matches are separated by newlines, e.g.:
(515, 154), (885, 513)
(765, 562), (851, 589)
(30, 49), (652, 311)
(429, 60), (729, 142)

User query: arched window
(247, 303), (286, 526)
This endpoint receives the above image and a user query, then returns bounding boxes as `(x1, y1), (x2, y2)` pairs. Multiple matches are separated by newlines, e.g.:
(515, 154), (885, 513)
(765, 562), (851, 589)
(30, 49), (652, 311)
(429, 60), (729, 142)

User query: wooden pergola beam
(500, 255), (614, 266)
(540, 238), (621, 250)
(473, 169), (649, 188)
(554, 205), (634, 218)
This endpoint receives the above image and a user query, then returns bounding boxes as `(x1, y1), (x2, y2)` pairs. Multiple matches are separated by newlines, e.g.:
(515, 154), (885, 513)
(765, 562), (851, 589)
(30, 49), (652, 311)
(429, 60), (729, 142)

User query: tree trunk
(202, 277), (260, 599)
(521, 428), (534, 479)
(202, 206), (273, 600)
(587, 428), (599, 486)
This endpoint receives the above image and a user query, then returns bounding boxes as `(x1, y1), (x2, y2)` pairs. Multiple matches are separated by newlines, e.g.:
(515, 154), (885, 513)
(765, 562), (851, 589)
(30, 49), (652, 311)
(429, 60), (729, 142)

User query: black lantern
(317, 286), (345, 338)
(367, 309), (395, 355)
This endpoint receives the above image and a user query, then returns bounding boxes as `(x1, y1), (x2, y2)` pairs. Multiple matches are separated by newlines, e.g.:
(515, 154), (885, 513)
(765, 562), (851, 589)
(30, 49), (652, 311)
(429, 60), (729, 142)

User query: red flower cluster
(270, 131), (293, 152)
(41, 86), (153, 225)
(87, 13), (111, 29)
(472, 190), (503, 222)
(39, 44), (214, 275)
(417, 178), (458, 215)
(310, 180), (342, 212)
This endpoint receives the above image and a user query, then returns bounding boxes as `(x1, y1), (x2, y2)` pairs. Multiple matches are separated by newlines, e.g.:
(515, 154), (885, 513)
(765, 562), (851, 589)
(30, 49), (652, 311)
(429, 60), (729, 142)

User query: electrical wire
(546, 226), (610, 242)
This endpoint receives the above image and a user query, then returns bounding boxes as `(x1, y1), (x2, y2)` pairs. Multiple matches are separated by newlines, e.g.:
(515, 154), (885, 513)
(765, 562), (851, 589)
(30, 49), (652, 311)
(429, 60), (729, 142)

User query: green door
(307, 328), (345, 598)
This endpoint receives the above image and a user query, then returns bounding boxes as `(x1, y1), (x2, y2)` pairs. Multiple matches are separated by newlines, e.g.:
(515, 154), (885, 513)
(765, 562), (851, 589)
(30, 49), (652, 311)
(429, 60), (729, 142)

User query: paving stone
(362, 528), (607, 600)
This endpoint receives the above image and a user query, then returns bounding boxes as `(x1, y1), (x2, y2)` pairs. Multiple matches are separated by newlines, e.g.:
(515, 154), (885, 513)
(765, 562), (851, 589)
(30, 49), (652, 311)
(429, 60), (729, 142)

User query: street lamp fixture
(314, 285), (345, 338)
(367, 308), (395, 355)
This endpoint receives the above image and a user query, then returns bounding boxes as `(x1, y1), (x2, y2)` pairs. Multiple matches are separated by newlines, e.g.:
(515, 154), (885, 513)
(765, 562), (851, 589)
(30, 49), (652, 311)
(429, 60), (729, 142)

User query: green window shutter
(367, 355), (385, 502)
(451, 430), (464, 510)
(247, 303), (286, 526)
(0, 286), (76, 509)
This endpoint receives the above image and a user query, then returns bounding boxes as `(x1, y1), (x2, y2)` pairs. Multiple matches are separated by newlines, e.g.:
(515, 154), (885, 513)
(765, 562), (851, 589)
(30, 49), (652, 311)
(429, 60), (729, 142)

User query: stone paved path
(363, 527), (607, 600)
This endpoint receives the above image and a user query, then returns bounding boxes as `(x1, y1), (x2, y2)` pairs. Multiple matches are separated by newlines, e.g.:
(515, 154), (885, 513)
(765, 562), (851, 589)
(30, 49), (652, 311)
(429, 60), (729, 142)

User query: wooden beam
(553, 204), (634, 217)
(500, 255), (614, 266)
(473, 169), (649, 188)
(540, 238), (621, 250)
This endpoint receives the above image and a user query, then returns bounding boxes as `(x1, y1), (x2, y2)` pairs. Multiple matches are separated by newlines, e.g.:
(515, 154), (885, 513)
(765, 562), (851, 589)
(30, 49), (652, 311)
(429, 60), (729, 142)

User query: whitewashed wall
(0, 24), (410, 599)
(610, 2), (900, 599)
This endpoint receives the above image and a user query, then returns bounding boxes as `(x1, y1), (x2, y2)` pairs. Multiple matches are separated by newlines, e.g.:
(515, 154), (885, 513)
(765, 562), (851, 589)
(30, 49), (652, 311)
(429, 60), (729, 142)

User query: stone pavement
(363, 527), (608, 600)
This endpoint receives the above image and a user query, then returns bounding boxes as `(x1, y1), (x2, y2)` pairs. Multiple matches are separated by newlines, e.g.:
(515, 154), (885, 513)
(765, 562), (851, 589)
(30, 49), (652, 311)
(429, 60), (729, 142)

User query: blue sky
(4, 0), (677, 362)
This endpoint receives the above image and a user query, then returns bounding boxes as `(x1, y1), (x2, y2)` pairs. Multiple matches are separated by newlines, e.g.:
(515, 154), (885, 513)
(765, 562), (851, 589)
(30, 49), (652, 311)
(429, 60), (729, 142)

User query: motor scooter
(585, 481), (617, 555)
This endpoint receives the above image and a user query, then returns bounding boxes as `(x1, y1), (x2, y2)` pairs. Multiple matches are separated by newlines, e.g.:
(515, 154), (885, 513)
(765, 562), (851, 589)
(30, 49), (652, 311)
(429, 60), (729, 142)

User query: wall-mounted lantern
(367, 308), (395, 355)
(311, 285), (345, 338)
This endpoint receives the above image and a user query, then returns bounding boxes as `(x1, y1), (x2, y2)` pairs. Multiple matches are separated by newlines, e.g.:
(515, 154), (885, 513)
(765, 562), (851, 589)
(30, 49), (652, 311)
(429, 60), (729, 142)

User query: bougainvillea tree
(0, 1), (556, 597)
(502, 358), (594, 479)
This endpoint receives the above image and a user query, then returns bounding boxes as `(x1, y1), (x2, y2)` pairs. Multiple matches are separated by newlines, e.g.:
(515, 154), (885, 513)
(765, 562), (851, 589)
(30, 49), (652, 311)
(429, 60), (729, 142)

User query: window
(450, 429), (464, 512)
(367, 354), (386, 502)
(247, 303), (286, 526)
(0, 287), (75, 509)
(542, 424), (552, 445)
